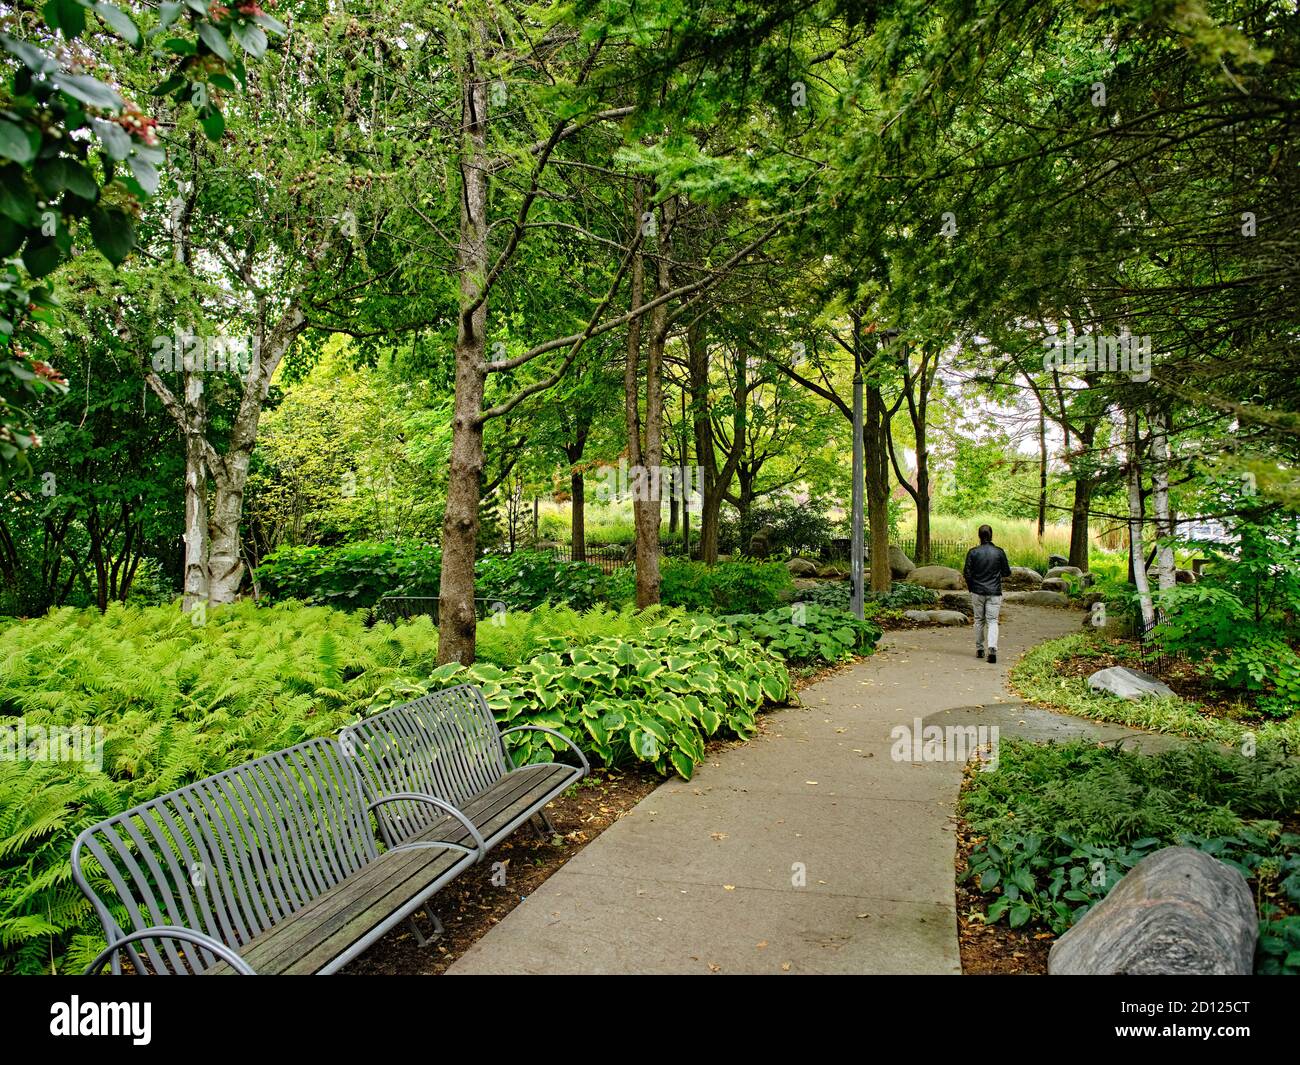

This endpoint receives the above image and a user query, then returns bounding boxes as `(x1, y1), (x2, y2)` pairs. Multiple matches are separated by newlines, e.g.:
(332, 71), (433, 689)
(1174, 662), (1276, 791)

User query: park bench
(71, 737), (486, 975)
(339, 684), (589, 868)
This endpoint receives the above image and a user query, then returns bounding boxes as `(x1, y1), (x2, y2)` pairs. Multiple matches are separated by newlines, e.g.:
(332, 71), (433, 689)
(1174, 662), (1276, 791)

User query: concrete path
(448, 605), (1174, 975)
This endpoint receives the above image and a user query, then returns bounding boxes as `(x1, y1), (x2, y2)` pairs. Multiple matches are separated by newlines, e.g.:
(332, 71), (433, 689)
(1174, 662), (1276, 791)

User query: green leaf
(45, 0), (87, 40)
(35, 157), (98, 200)
(126, 155), (158, 196)
(93, 3), (140, 46)
(0, 165), (37, 224)
(197, 22), (233, 62)
(669, 746), (695, 780)
(22, 237), (64, 278)
(231, 21), (267, 59)
(0, 120), (37, 166)
(55, 73), (124, 111)
(90, 118), (132, 162)
(199, 109), (225, 143)
(88, 205), (134, 265)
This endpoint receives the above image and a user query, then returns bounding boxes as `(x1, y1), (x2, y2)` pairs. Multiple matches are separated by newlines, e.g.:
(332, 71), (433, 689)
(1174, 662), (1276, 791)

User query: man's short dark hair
(978, 524), (993, 543)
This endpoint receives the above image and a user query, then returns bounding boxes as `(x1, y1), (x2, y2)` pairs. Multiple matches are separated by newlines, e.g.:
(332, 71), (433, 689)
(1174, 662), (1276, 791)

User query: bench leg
(530, 810), (558, 838)
(406, 910), (444, 948)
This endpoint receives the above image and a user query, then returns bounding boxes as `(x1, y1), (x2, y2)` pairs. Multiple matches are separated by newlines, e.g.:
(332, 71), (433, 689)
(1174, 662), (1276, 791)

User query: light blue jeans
(971, 593), (1003, 652)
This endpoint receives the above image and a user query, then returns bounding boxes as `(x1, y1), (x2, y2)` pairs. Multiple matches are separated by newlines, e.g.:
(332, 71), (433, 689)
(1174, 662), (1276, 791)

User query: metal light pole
(851, 357), (865, 620)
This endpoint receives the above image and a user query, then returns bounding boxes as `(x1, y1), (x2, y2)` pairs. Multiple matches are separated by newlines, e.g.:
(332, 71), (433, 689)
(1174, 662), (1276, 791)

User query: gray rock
(936, 591), (973, 616)
(905, 565), (966, 590)
(1003, 590), (1070, 607)
(901, 609), (969, 626)
(1048, 554), (1069, 568)
(1048, 847), (1257, 975)
(1079, 571), (1096, 588)
(1004, 566), (1044, 590)
(1176, 568), (1196, 584)
(786, 556), (819, 577)
(888, 545), (916, 578)
(1087, 665), (1176, 700)
(1041, 577), (1070, 594)
(817, 564), (849, 580)
(1045, 565), (1084, 580)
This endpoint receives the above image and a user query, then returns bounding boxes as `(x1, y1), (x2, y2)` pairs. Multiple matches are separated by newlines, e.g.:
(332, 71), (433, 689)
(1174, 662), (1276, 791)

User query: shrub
(722, 604), (882, 666)
(475, 551), (606, 611)
(802, 579), (936, 612)
(256, 541), (442, 607)
(959, 739), (1300, 973)
(256, 543), (607, 612)
(474, 603), (674, 667)
(654, 558), (793, 613)
(370, 614), (792, 783)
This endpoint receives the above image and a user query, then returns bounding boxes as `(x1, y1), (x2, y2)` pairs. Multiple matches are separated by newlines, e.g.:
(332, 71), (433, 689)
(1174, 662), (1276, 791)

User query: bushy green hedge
(960, 739), (1300, 974)
(255, 541), (443, 607)
(256, 543), (606, 611)
(607, 558), (794, 613)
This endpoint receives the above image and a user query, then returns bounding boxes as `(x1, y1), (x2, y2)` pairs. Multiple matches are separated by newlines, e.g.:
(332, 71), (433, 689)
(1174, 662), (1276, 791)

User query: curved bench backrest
(72, 737), (377, 974)
(340, 684), (507, 844)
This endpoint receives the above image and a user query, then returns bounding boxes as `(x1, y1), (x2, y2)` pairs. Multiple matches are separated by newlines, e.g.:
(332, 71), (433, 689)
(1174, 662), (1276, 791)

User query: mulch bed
(954, 819), (1054, 975)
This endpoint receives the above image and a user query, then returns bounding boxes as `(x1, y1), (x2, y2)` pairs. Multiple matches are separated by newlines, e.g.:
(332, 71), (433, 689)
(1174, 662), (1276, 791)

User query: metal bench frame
(71, 737), (485, 975)
(340, 684), (589, 853)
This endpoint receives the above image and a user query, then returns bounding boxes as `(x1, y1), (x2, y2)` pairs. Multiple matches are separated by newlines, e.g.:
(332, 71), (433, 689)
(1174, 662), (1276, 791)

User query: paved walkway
(448, 605), (1175, 975)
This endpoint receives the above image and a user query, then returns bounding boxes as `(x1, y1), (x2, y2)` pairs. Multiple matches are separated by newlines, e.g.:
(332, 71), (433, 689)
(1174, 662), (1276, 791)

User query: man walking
(962, 524), (1012, 663)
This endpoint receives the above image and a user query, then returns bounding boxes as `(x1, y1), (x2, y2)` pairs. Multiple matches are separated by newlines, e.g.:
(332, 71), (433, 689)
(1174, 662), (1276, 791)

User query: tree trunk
(570, 470), (586, 560)
(1068, 425), (1096, 571)
(866, 382), (892, 593)
(1126, 407), (1155, 630)
(181, 417), (209, 613)
(1149, 406), (1177, 593)
(437, 54), (490, 666)
(631, 197), (673, 606)
(1037, 404), (1048, 542)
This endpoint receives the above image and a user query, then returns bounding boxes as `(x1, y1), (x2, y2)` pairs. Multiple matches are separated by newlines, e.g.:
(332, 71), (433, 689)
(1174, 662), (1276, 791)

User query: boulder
(888, 545), (916, 578)
(1176, 568), (1196, 584)
(786, 556), (819, 577)
(1004, 566), (1044, 590)
(905, 565), (966, 590)
(1041, 577), (1070, 594)
(1079, 571), (1096, 588)
(1045, 565), (1084, 580)
(902, 609), (969, 626)
(817, 564), (849, 580)
(1048, 554), (1069, 568)
(936, 591), (973, 616)
(1048, 847), (1256, 975)
(748, 528), (772, 558)
(1087, 665), (1176, 700)
(1003, 590), (1070, 607)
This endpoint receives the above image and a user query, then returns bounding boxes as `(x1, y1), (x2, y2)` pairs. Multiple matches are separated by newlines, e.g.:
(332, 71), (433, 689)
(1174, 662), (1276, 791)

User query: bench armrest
(499, 725), (590, 775)
(84, 926), (256, 975)
(368, 793), (488, 862)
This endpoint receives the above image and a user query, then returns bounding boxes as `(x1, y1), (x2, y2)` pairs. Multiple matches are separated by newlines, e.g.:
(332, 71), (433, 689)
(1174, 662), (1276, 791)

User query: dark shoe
(976, 648), (984, 659)
(987, 651), (997, 664)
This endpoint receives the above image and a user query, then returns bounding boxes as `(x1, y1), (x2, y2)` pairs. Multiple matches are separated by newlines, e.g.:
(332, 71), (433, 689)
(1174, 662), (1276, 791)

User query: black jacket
(963, 542), (1012, 596)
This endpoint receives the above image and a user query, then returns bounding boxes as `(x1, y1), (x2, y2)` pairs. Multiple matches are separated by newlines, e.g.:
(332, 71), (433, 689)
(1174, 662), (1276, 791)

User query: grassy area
(1010, 631), (1300, 750)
